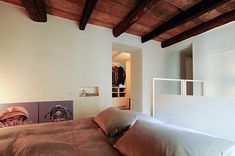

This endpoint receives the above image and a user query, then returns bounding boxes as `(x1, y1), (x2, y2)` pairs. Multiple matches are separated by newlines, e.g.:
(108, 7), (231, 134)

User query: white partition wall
(155, 94), (235, 141)
(152, 78), (205, 118)
(153, 78), (235, 141)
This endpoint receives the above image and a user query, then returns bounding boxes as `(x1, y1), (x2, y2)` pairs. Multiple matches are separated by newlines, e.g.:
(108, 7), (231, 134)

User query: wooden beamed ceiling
(113, 0), (152, 37)
(141, 0), (230, 43)
(1, 0), (235, 48)
(161, 8), (235, 47)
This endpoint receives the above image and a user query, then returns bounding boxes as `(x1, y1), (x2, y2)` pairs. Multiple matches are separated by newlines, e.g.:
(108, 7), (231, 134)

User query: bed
(0, 107), (234, 156)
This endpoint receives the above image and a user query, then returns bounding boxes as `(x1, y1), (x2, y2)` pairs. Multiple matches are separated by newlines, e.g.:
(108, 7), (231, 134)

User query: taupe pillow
(94, 107), (136, 137)
(114, 120), (235, 156)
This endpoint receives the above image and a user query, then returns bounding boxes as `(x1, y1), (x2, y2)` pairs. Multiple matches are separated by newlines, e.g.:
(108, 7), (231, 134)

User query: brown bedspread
(0, 117), (122, 156)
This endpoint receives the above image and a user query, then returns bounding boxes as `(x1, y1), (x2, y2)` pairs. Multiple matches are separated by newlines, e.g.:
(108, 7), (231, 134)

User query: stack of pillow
(94, 107), (162, 156)
(94, 107), (235, 156)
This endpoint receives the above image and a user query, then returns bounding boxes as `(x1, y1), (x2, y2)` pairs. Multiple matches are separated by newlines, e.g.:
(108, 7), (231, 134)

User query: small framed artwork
(79, 87), (99, 97)
(0, 102), (39, 127)
(0, 100), (73, 128)
(38, 101), (73, 123)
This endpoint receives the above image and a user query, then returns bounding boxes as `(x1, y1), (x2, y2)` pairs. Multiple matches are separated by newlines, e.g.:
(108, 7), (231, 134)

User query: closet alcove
(112, 51), (131, 109)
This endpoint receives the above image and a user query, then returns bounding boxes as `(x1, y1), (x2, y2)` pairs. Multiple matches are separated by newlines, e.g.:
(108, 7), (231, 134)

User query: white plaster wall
(155, 18), (235, 141)
(142, 42), (165, 115)
(193, 22), (235, 97)
(163, 40), (194, 79)
(125, 61), (131, 99)
(0, 2), (164, 117)
(0, 2), (112, 118)
(156, 94), (235, 141)
(130, 49), (143, 112)
(163, 21), (235, 97)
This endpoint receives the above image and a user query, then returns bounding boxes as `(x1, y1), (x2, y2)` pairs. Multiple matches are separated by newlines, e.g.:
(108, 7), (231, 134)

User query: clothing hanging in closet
(112, 66), (126, 86)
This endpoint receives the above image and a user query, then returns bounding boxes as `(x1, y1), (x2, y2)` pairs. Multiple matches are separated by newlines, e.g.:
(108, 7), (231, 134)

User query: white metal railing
(152, 78), (205, 118)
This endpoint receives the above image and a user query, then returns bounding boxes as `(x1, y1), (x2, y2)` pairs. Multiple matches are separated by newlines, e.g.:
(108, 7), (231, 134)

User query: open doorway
(112, 51), (131, 109)
(112, 42), (143, 112)
(180, 47), (193, 95)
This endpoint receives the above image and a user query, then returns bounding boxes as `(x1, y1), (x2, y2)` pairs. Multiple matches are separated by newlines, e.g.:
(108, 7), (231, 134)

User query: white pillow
(114, 120), (235, 156)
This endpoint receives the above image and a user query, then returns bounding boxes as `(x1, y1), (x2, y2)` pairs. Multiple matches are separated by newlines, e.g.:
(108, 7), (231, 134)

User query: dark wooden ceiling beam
(112, 0), (151, 37)
(79, 0), (98, 30)
(21, 0), (47, 22)
(141, 0), (229, 43)
(161, 9), (235, 48)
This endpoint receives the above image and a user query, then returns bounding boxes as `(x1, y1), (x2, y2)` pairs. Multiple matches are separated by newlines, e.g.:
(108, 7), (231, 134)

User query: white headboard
(152, 78), (205, 118)
(155, 94), (235, 141)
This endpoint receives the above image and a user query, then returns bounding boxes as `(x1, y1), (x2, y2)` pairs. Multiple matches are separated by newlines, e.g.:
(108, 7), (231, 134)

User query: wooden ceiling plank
(45, 0), (85, 16)
(79, 0), (98, 30)
(112, 0), (151, 37)
(165, 0), (201, 11)
(48, 6), (80, 22)
(21, 0), (47, 22)
(141, 0), (229, 43)
(161, 9), (235, 48)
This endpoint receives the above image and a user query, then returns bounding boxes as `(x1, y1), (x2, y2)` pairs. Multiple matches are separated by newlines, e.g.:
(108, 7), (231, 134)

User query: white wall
(193, 22), (235, 97)
(155, 17), (235, 141)
(125, 60), (131, 99)
(0, 2), (113, 118)
(130, 49), (143, 112)
(0, 2), (164, 117)
(156, 94), (235, 141)
(142, 42), (164, 115)
(164, 21), (235, 97)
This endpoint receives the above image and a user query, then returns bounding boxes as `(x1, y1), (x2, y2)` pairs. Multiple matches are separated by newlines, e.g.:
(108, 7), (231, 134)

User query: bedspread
(0, 117), (122, 156)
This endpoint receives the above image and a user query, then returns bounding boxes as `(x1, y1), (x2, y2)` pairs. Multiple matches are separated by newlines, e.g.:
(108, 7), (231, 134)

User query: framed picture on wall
(0, 102), (39, 128)
(0, 100), (73, 128)
(38, 101), (73, 123)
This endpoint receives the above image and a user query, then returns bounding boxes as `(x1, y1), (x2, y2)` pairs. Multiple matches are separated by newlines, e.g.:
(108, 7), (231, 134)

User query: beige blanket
(0, 117), (122, 156)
